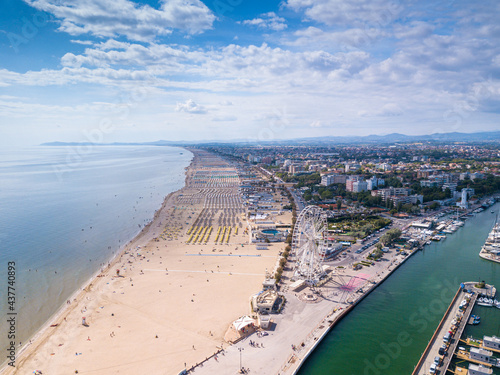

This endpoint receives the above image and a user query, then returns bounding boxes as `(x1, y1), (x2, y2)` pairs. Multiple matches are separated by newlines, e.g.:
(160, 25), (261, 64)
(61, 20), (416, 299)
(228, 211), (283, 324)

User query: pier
(412, 282), (496, 375)
(466, 337), (500, 355)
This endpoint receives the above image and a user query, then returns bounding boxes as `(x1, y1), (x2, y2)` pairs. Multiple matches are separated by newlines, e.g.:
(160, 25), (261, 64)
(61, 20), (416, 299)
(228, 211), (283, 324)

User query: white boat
(477, 297), (493, 307)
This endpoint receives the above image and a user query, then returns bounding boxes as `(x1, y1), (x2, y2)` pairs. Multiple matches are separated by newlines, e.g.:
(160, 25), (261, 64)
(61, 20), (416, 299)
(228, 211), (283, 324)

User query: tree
(320, 189), (334, 200)
(381, 228), (402, 245)
(428, 201), (440, 210)
(361, 223), (374, 235)
(387, 228), (402, 238)
(303, 190), (313, 201)
(396, 202), (403, 212)
(336, 200), (342, 210)
(370, 248), (383, 260)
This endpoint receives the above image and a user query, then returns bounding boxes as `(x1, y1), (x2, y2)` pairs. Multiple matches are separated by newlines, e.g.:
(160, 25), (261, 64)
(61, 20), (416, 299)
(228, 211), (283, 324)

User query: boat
(479, 215), (500, 262)
(477, 297), (493, 307)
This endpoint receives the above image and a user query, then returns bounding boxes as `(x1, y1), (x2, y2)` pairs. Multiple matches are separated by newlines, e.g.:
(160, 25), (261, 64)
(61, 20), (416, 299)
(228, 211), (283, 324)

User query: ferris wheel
(292, 205), (328, 285)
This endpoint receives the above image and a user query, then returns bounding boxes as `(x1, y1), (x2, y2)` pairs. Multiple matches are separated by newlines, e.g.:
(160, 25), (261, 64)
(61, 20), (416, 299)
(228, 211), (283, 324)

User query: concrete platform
(412, 282), (496, 375)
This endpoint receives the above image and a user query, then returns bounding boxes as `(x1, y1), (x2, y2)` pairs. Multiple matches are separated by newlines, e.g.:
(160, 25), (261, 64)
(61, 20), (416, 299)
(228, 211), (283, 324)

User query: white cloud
(284, 0), (402, 27)
(0, 96), (118, 119)
(241, 12), (287, 31)
(285, 26), (387, 51)
(3, 0), (500, 145)
(24, 0), (215, 42)
(378, 103), (403, 116)
(59, 41), (204, 71)
(201, 43), (370, 81)
(70, 39), (94, 45)
(212, 115), (237, 121)
(175, 99), (207, 114)
(357, 103), (404, 118)
(393, 21), (435, 39)
(52, 42), (371, 93)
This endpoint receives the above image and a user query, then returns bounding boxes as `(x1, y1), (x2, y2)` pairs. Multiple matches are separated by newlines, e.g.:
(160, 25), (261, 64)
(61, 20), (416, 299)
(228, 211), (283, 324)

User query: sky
(1, 0), (499, 146)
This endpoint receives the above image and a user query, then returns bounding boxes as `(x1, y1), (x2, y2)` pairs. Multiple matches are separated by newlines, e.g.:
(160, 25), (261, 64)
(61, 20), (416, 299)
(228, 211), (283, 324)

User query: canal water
(299, 203), (500, 375)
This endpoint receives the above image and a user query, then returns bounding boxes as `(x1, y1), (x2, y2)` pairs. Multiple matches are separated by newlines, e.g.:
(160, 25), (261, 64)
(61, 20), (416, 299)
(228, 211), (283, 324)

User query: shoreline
(3, 148), (282, 375)
(0, 148), (195, 374)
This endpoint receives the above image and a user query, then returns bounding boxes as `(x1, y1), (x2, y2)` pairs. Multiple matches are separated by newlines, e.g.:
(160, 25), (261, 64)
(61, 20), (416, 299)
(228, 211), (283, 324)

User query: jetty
(467, 336), (500, 355)
(479, 218), (500, 264)
(452, 364), (494, 374)
(412, 282), (496, 375)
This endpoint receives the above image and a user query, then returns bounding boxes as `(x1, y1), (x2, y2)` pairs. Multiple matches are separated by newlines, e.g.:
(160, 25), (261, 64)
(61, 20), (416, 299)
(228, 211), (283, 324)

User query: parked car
(429, 363), (437, 374)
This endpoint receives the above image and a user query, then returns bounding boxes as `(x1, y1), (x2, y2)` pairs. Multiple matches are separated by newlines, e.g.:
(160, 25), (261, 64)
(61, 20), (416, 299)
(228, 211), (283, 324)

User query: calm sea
(0, 145), (192, 356)
(299, 203), (500, 375)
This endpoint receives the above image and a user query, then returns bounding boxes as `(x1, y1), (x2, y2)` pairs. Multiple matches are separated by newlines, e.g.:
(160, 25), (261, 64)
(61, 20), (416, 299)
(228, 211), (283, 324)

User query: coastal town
(3, 0), (500, 373)
(4, 140), (500, 375)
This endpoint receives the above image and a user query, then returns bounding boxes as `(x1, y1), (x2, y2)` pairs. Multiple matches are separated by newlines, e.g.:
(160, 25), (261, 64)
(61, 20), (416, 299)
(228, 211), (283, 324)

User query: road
(256, 166), (306, 212)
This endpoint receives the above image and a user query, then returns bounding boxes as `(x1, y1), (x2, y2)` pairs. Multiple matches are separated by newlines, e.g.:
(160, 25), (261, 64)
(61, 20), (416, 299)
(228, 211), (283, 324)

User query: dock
(450, 366), (468, 375)
(466, 337), (500, 355)
(411, 282), (496, 375)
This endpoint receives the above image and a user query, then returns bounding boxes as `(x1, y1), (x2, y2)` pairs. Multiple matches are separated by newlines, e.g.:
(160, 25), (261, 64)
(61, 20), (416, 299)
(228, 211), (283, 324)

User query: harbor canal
(298, 203), (500, 375)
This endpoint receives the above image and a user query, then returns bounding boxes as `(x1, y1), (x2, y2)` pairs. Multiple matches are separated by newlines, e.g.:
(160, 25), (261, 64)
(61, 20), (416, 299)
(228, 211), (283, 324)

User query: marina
(412, 282), (496, 375)
(479, 218), (500, 264)
(298, 202), (500, 375)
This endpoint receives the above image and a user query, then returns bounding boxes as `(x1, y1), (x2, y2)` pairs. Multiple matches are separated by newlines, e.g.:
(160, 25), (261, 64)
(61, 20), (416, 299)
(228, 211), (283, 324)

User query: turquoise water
(262, 229), (280, 235)
(299, 204), (500, 375)
(0, 146), (192, 354)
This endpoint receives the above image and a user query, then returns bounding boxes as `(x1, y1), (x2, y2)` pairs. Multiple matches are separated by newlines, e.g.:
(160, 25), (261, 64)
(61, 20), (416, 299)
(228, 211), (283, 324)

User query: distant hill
(276, 131), (500, 145)
(41, 130), (500, 147)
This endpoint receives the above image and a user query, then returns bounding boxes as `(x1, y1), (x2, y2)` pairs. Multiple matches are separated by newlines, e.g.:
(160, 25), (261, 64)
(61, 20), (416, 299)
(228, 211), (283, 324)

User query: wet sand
(1, 149), (282, 375)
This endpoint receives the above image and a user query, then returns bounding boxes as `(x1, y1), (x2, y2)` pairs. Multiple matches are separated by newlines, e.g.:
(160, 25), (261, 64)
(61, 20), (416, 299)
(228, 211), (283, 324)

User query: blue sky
(1, 0), (499, 146)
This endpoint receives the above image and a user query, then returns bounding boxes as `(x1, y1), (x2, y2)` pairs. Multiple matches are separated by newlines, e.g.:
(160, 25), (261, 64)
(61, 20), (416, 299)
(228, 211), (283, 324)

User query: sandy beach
(2, 149), (283, 375)
(2, 148), (433, 375)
